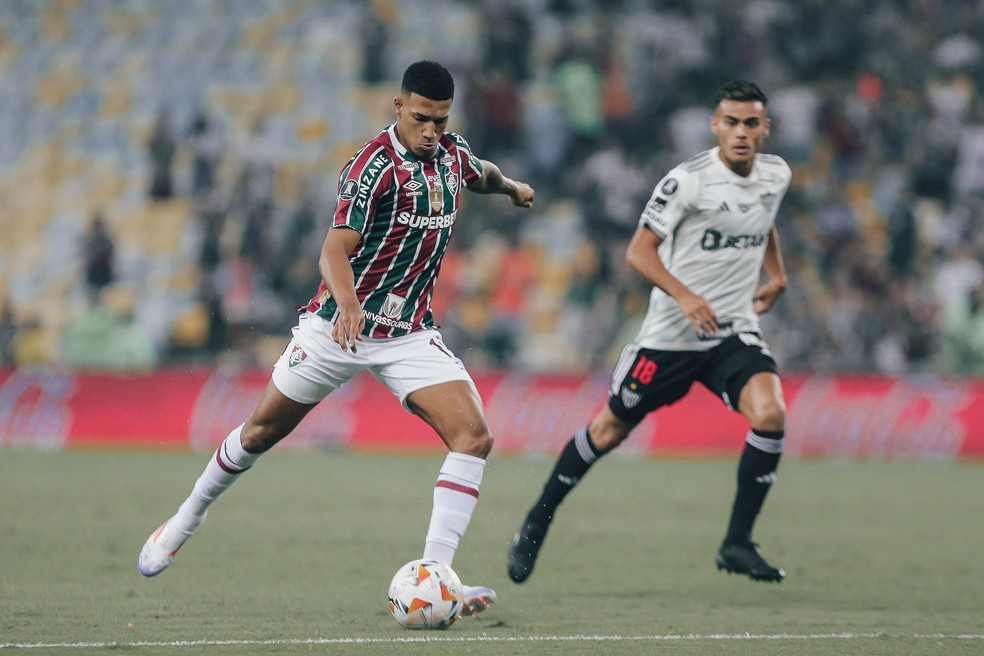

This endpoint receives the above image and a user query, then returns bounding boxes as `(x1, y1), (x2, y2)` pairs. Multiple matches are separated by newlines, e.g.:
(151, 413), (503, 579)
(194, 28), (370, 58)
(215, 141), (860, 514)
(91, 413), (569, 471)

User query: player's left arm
(752, 225), (788, 314)
(469, 159), (535, 208)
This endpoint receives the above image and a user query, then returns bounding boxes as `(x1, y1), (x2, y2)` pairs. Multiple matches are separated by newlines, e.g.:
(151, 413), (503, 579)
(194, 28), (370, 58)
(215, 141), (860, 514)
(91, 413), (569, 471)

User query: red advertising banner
(0, 367), (982, 459)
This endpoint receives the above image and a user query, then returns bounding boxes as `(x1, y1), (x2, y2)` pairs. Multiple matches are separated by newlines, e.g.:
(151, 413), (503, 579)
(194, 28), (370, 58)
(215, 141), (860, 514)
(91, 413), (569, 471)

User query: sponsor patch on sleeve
(660, 178), (679, 196)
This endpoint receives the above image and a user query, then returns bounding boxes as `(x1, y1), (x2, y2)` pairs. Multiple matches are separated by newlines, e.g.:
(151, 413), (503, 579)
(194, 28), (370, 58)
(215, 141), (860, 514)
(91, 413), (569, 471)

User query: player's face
(394, 93), (452, 160)
(711, 99), (770, 176)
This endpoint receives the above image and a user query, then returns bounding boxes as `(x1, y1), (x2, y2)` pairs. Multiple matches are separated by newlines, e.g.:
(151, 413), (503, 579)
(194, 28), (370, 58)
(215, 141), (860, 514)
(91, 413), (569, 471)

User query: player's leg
(716, 368), (787, 582)
(376, 330), (496, 614)
(139, 313), (344, 576)
(405, 379), (496, 615)
(138, 383), (317, 576)
(727, 371), (786, 545)
(507, 343), (686, 583)
(506, 405), (632, 583)
(407, 378), (492, 562)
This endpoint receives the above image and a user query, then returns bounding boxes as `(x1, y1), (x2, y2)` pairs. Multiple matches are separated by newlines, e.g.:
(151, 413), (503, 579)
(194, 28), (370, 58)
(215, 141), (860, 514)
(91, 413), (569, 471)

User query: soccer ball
(387, 559), (463, 630)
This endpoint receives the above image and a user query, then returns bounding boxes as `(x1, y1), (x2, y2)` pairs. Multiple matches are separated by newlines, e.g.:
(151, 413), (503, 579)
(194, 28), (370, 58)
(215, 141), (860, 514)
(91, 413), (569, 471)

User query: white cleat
(460, 585), (496, 616)
(137, 513), (205, 577)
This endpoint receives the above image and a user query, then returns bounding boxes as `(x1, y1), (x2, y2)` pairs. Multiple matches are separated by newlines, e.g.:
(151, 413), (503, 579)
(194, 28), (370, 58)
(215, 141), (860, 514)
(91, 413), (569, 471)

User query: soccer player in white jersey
(138, 61), (535, 617)
(508, 80), (791, 584)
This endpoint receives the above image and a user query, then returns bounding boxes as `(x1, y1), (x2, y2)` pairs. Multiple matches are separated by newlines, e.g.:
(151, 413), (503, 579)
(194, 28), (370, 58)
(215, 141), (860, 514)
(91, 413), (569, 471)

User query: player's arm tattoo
(470, 159), (515, 195)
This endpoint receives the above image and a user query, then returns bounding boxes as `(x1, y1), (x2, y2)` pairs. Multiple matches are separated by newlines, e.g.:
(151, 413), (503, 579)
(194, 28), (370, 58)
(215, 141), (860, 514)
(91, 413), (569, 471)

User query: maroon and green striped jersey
(304, 125), (484, 337)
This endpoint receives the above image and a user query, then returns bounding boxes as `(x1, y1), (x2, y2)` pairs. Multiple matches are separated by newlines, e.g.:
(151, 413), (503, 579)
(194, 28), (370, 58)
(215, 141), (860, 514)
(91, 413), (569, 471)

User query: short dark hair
(714, 80), (768, 107)
(401, 60), (455, 101)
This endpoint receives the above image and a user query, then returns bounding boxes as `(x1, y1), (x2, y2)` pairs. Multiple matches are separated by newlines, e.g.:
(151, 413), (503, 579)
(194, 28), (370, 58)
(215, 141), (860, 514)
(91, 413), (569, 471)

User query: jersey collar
(711, 145), (758, 183)
(387, 124), (409, 159)
(386, 124), (446, 163)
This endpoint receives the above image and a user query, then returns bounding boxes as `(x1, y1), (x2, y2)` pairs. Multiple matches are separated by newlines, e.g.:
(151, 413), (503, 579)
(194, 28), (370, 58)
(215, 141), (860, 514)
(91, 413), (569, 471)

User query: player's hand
(509, 182), (535, 208)
(677, 291), (718, 337)
(752, 280), (785, 315)
(332, 301), (365, 352)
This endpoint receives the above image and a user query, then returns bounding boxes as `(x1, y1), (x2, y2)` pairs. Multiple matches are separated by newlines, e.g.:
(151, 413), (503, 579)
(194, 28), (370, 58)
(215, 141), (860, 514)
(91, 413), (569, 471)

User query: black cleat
(507, 521), (547, 583)
(715, 542), (785, 583)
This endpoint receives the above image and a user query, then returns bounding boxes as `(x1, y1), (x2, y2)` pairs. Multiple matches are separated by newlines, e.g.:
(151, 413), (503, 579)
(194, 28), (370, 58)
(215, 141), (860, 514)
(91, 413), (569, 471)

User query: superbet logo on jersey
(395, 210), (457, 230)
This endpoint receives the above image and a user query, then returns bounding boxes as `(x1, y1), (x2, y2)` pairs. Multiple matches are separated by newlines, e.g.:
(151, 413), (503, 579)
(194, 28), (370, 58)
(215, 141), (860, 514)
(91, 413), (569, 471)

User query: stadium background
(1, 0), (983, 456)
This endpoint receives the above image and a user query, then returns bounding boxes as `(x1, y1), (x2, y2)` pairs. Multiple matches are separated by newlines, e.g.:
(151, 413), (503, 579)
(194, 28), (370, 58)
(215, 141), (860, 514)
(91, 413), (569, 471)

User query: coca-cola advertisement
(0, 368), (982, 459)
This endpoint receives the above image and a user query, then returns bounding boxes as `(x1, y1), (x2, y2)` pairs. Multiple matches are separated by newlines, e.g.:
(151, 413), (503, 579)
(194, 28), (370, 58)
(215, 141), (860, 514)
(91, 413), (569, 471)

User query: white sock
(423, 452), (486, 566)
(174, 425), (261, 531)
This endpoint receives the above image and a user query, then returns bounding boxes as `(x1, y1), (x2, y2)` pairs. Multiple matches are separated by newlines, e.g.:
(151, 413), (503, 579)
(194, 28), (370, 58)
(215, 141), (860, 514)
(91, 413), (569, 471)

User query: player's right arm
(630, 165), (718, 336)
(626, 226), (718, 337)
(319, 226), (365, 352)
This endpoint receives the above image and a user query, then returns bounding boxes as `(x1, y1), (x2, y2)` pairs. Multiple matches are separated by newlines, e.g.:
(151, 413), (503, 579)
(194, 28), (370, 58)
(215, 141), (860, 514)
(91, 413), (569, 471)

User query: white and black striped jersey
(635, 146), (791, 351)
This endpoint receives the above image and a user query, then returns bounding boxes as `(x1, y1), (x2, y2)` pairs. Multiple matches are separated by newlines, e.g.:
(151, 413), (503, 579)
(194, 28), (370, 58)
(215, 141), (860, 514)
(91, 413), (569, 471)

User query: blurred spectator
(953, 115), (984, 198)
(188, 109), (223, 200)
(933, 244), (984, 322)
(466, 68), (523, 160)
(0, 301), (17, 367)
(601, 53), (640, 152)
(553, 39), (604, 163)
(813, 183), (860, 278)
(234, 119), (277, 266)
(270, 179), (323, 306)
(885, 186), (919, 279)
(80, 211), (115, 303)
(817, 93), (866, 182)
(524, 82), (568, 190)
(941, 280), (984, 375)
(148, 110), (176, 200)
(480, 0), (533, 82)
(359, 1), (393, 84)
(769, 83), (820, 165)
(577, 139), (650, 247)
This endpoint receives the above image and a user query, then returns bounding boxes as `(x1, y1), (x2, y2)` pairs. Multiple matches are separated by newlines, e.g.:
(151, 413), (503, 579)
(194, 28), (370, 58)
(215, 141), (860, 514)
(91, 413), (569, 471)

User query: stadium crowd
(2, 0), (983, 376)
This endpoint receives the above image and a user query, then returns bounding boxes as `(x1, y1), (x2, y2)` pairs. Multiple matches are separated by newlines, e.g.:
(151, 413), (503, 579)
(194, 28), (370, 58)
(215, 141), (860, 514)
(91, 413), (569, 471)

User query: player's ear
(394, 95), (403, 117)
(762, 116), (771, 136)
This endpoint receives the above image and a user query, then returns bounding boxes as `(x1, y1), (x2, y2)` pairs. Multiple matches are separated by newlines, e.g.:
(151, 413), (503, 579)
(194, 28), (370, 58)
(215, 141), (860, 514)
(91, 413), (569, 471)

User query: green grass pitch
(1, 449), (982, 655)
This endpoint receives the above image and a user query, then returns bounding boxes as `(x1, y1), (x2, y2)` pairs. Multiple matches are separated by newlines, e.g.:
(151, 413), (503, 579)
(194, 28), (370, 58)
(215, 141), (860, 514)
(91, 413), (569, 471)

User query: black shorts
(607, 332), (779, 426)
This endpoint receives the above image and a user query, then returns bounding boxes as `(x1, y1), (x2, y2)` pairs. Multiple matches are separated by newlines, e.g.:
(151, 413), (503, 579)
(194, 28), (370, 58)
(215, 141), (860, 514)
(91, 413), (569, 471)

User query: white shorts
(272, 312), (473, 409)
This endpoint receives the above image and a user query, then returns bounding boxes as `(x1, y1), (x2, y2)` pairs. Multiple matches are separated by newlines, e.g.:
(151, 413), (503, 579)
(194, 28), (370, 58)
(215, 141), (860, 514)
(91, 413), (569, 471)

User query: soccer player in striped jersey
(507, 80), (791, 584)
(139, 61), (534, 617)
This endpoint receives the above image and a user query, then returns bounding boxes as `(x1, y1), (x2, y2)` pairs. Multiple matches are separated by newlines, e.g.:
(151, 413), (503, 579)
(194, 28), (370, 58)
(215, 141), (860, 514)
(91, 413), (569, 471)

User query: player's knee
(450, 427), (493, 459)
(239, 422), (282, 454)
(587, 419), (632, 454)
(747, 398), (786, 433)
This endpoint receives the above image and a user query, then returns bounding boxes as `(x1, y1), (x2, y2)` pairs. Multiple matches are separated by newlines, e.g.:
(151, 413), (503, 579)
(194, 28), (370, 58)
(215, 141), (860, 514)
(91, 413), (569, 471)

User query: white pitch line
(2, 633), (983, 650)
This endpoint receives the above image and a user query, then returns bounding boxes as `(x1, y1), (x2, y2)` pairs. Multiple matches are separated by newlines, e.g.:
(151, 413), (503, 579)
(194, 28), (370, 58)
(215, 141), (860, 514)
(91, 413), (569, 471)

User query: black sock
(527, 426), (602, 528)
(724, 429), (784, 546)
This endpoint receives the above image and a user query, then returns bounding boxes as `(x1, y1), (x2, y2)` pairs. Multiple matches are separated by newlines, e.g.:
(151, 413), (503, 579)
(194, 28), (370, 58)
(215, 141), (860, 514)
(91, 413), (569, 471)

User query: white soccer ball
(387, 559), (463, 630)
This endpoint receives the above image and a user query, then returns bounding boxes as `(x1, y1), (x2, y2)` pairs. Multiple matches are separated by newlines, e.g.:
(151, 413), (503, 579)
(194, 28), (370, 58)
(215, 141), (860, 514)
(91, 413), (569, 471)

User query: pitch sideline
(2, 632), (984, 650)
